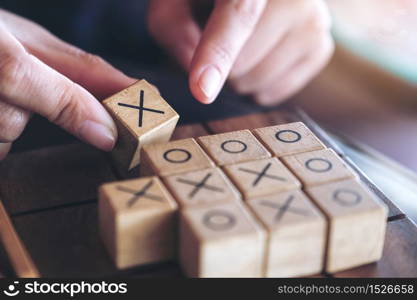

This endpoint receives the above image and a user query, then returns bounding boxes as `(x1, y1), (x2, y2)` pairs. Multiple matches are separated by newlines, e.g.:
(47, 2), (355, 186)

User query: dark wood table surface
(0, 106), (416, 278)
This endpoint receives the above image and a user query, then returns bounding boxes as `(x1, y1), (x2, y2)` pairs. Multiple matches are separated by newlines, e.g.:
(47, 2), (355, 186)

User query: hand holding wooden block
(247, 190), (326, 277)
(306, 179), (388, 273)
(103, 80), (179, 171)
(98, 176), (178, 269)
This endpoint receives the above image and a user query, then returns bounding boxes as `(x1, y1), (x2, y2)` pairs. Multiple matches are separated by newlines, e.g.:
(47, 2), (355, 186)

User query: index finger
(189, 0), (266, 104)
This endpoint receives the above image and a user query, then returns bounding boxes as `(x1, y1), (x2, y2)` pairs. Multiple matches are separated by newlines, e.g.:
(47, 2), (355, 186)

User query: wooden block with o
(282, 148), (357, 187)
(179, 201), (266, 277)
(253, 122), (325, 157)
(140, 138), (215, 177)
(103, 80), (179, 171)
(223, 157), (300, 200)
(247, 190), (327, 277)
(197, 130), (271, 166)
(98, 176), (177, 269)
(163, 167), (240, 208)
(306, 179), (388, 273)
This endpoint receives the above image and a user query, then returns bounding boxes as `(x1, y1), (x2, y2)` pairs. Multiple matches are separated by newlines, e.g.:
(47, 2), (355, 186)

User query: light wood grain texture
(306, 179), (388, 273)
(98, 177), (178, 269)
(197, 130), (271, 166)
(0, 200), (39, 278)
(179, 201), (266, 277)
(103, 80), (179, 171)
(140, 138), (215, 177)
(247, 190), (326, 277)
(0, 144), (116, 215)
(333, 217), (417, 278)
(253, 122), (325, 157)
(282, 148), (357, 187)
(223, 157), (301, 200)
(163, 168), (240, 208)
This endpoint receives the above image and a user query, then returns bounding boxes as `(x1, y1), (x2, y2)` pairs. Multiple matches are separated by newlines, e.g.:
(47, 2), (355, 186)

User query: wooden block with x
(247, 190), (326, 277)
(223, 157), (300, 200)
(163, 168), (240, 208)
(179, 201), (266, 277)
(98, 176), (177, 269)
(103, 80), (179, 171)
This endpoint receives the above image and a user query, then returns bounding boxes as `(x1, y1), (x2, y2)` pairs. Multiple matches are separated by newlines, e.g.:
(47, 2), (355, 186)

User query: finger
(231, 27), (307, 95)
(0, 27), (117, 151)
(0, 142), (12, 160)
(147, 0), (201, 70)
(255, 36), (334, 105)
(0, 100), (31, 143)
(230, 0), (295, 78)
(0, 9), (135, 99)
(189, 0), (267, 104)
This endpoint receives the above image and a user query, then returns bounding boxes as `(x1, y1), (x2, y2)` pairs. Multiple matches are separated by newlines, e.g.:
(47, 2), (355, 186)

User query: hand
(0, 9), (135, 160)
(148, 0), (334, 105)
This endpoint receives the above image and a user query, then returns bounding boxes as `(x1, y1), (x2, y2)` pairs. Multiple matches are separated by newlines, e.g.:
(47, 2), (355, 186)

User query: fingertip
(190, 65), (222, 104)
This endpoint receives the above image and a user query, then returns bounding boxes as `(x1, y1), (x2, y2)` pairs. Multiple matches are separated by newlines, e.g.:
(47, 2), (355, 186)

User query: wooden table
(0, 106), (416, 278)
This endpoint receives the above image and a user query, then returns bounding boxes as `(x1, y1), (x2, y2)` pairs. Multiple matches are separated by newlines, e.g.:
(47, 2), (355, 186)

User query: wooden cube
(306, 179), (388, 273)
(197, 130), (271, 165)
(98, 176), (178, 269)
(140, 138), (215, 177)
(282, 149), (356, 187)
(253, 122), (325, 157)
(247, 190), (326, 277)
(223, 157), (300, 200)
(180, 201), (266, 277)
(103, 80), (179, 171)
(163, 168), (240, 208)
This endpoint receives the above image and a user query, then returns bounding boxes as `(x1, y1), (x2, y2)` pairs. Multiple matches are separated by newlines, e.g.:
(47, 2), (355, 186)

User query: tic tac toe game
(0, 1), (416, 299)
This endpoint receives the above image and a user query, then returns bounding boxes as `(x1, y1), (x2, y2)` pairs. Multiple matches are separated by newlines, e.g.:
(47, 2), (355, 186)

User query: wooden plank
(334, 218), (417, 277)
(0, 200), (39, 277)
(12, 202), (183, 277)
(0, 144), (116, 216)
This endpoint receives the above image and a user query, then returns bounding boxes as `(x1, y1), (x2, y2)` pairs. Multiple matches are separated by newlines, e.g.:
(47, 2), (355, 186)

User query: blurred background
(1, 0), (417, 220)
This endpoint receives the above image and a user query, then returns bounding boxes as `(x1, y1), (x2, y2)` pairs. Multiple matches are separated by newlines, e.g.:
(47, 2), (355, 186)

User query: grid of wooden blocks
(98, 80), (388, 277)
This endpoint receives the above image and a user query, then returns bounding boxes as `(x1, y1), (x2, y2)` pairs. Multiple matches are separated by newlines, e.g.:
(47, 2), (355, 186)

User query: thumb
(0, 38), (118, 151)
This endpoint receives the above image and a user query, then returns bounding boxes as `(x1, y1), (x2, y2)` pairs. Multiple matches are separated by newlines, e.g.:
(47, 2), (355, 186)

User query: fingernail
(78, 120), (116, 151)
(198, 66), (221, 103)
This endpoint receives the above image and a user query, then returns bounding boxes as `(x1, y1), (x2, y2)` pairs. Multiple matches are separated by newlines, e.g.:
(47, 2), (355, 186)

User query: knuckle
(78, 51), (106, 67)
(0, 54), (28, 99)
(48, 81), (81, 129)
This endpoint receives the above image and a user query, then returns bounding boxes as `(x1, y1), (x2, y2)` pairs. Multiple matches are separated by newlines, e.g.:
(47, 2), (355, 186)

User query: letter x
(118, 90), (164, 127)
(116, 180), (162, 208)
(177, 173), (224, 199)
(238, 163), (286, 186)
(260, 195), (309, 223)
